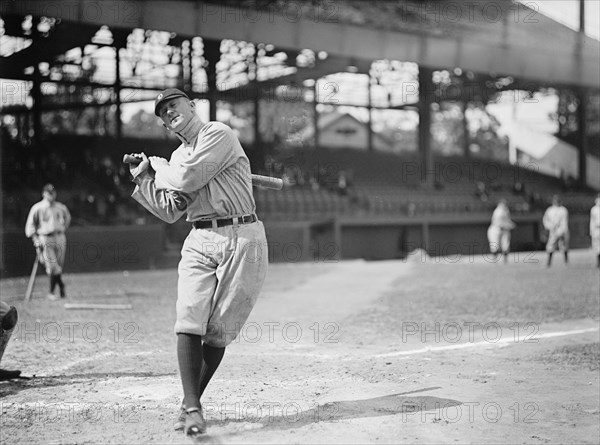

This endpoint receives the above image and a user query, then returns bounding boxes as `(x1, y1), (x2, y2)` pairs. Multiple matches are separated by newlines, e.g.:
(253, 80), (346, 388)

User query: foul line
(40, 350), (156, 376)
(374, 327), (600, 358)
(36, 327), (600, 373)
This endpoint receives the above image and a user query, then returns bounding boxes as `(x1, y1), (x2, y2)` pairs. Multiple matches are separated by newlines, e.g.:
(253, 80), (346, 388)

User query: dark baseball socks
(177, 333), (204, 410)
(177, 334), (226, 411)
(199, 343), (225, 397)
(547, 252), (569, 267)
(50, 274), (66, 298)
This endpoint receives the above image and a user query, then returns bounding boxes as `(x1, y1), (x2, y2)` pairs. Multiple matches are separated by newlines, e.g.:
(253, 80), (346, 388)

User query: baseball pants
(175, 221), (268, 348)
(38, 233), (66, 275)
(487, 226), (511, 253)
(546, 232), (569, 253)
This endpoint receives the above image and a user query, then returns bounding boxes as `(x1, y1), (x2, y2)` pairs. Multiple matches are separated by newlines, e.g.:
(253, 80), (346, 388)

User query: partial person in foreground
(24, 183), (71, 300)
(487, 198), (516, 263)
(128, 89), (268, 441)
(590, 194), (600, 268)
(543, 195), (569, 267)
(0, 300), (20, 381)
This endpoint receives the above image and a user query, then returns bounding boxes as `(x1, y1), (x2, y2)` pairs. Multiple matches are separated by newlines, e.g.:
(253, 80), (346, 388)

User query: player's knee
(0, 306), (18, 331)
(205, 337), (229, 348)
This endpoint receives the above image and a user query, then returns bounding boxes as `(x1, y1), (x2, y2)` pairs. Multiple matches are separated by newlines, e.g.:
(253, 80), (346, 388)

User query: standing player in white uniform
(543, 195), (569, 267)
(487, 198), (516, 263)
(25, 184), (71, 300)
(590, 194), (600, 268)
(128, 89), (268, 440)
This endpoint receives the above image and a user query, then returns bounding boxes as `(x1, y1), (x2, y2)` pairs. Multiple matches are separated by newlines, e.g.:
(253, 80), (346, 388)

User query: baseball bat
(123, 154), (283, 190)
(24, 248), (40, 302)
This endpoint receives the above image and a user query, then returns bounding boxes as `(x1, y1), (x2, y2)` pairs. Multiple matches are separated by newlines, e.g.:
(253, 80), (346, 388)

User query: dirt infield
(1, 249), (599, 444)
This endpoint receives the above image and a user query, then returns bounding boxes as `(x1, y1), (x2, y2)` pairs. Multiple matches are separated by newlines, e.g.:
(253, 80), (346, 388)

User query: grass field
(1, 249), (599, 444)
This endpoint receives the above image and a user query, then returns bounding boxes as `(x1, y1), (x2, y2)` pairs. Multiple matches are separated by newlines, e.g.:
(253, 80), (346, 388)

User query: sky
(525, 0), (600, 39)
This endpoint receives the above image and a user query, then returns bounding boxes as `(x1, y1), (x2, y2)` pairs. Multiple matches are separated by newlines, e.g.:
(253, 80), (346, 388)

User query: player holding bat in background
(25, 183), (71, 300)
(128, 89), (268, 441)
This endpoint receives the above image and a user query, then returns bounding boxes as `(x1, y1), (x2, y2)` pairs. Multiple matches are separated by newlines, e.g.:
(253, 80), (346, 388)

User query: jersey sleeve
(131, 174), (193, 224)
(154, 123), (239, 192)
(24, 205), (39, 238)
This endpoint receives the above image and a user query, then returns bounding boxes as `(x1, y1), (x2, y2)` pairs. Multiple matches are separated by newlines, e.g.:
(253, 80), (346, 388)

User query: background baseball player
(0, 300), (20, 381)
(487, 198), (516, 263)
(25, 184), (72, 300)
(128, 88), (268, 441)
(590, 194), (600, 268)
(543, 194), (570, 267)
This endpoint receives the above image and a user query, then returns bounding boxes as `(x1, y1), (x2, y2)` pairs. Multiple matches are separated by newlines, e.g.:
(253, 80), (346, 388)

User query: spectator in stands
(543, 195), (570, 267)
(512, 181), (525, 195)
(487, 199), (515, 263)
(590, 194), (600, 268)
(337, 170), (348, 196)
(475, 181), (489, 202)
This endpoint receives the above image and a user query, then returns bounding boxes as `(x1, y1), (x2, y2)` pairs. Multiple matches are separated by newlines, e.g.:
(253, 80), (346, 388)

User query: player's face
(43, 191), (56, 203)
(157, 97), (195, 131)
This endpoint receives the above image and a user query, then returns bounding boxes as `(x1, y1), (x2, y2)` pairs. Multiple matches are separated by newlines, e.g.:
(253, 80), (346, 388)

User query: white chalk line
(40, 350), (156, 376)
(36, 327), (599, 375)
(373, 327), (600, 358)
(233, 327), (600, 360)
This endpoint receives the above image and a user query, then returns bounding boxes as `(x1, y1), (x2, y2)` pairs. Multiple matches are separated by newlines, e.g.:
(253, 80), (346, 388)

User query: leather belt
(192, 214), (257, 230)
(43, 231), (64, 236)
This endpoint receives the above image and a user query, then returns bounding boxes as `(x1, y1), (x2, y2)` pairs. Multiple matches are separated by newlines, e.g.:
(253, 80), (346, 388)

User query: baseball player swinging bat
(122, 154), (283, 190)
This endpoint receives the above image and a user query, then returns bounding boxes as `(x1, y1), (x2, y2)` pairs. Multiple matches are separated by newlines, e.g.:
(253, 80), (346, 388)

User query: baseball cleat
(46, 293), (59, 301)
(184, 407), (207, 441)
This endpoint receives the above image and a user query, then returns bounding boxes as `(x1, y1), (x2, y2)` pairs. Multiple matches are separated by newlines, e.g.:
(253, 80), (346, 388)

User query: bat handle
(123, 154), (142, 165)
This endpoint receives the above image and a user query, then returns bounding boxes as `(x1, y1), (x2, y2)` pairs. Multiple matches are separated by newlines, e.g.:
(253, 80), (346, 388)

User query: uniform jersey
(490, 205), (515, 231)
(133, 122), (255, 222)
(25, 200), (71, 237)
(543, 205), (569, 236)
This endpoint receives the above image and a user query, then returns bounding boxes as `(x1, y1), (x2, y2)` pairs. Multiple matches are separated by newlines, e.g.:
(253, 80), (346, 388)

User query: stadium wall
(0, 215), (593, 278)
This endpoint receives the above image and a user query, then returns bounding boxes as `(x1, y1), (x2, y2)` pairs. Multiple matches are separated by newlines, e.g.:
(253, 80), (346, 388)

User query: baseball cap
(154, 88), (189, 116)
(42, 183), (55, 193)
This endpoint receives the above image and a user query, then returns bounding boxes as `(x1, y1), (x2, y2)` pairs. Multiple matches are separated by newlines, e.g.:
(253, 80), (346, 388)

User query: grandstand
(1, 1), (599, 275)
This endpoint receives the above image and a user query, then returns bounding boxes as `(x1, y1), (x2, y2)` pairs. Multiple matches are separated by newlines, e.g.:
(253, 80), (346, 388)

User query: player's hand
(149, 156), (169, 172)
(129, 152), (150, 178)
(32, 237), (42, 248)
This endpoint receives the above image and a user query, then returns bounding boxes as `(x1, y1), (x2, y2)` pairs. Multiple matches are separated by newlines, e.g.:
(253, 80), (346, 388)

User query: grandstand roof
(1, 0), (598, 88)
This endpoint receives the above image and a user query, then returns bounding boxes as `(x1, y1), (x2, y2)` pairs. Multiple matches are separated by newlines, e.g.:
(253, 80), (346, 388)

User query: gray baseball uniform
(25, 194), (71, 276)
(131, 121), (268, 347)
